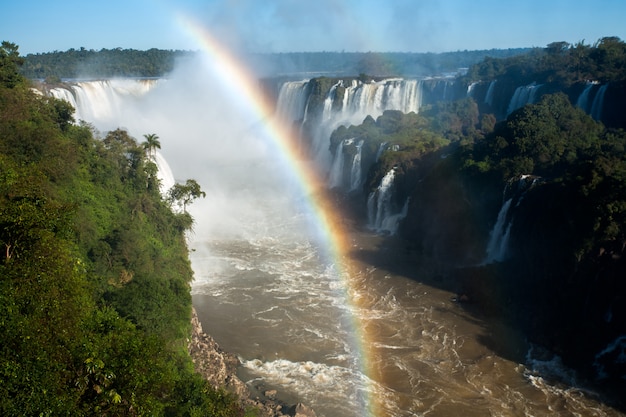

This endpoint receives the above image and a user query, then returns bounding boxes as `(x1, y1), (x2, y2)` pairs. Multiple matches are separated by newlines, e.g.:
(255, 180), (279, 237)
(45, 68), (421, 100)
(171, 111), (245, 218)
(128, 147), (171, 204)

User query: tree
(167, 179), (206, 213)
(142, 133), (161, 162)
(0, 41), (25, 88)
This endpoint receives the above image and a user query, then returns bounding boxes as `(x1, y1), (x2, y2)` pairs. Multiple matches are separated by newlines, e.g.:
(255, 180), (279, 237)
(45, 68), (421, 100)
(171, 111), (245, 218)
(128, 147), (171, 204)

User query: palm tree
(142, 133), (161, 162)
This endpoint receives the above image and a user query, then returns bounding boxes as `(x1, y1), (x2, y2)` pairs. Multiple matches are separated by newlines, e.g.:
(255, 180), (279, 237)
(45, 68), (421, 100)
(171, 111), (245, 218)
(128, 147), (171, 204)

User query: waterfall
(276, 77), (424, 173)
(153, 151), (176, 195)
(328, 138), (363, 191)
(590, 84), (608, 121)
(46, 80), (181, 201)
(506, 83), (543, 116)
(275, 80), (310, 122)
(484, 80), (497, 107)
(367, 169), (394, 228)
(49, 87), (78, 109)
(322, 82), (341, 121)
(484, 198), (514, 263)
(383, 79), (422, 114)
(367, 168), (407, 234)
(466, 82), (479, 97)
(576, 82), (596, 112)
(49, 79), (159, 129)
(483, 175), (540, 264)
(375, 142), (388, 162)
(328, 139), (348, 189)
(349, 140), (364, 191)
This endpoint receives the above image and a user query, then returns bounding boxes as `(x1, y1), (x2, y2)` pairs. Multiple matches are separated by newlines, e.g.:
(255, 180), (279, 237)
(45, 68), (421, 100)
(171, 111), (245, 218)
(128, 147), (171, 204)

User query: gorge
(41, 46), (626, 416)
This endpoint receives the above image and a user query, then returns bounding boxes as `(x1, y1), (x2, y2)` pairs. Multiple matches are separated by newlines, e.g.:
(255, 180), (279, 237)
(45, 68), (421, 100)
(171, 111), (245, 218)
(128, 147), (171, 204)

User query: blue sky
(2, 0), (625, 55)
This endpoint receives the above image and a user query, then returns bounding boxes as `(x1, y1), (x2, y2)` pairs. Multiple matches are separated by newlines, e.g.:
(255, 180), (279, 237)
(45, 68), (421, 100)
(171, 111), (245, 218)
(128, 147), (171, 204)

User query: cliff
(189, 308), (317, 417)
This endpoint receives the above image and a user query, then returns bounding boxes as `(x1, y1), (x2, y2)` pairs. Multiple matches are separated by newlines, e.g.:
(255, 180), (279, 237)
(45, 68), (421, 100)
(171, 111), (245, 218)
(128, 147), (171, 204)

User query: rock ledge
(189, 308), (316, 417)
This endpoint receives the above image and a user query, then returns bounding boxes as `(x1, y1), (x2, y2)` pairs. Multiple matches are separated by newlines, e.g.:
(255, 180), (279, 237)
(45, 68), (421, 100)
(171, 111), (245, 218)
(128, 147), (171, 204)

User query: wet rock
(189, 308), (316, 417)
(188, 308), (249, 398)
(265, 389), (278, 400)
(290, 402), (317, 417)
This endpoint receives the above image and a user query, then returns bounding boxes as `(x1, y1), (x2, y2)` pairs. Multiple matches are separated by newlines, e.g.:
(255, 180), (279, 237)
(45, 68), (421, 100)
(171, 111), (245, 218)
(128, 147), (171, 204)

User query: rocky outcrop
(188, 308), (316, 417)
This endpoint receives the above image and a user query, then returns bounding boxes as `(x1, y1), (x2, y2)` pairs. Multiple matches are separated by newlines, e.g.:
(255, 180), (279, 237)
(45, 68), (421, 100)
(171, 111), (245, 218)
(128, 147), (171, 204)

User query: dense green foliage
(0, 42), (242, 416)
(459, 92), (626, 258)
(20, 47), (194, 80)
(465, 36), (626, 85)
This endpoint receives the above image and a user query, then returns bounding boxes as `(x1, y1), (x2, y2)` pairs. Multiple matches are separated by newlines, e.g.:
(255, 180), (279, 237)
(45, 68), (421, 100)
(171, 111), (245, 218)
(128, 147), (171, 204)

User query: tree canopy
(465, 36), (626, 85)
(0, 42), (242, 416)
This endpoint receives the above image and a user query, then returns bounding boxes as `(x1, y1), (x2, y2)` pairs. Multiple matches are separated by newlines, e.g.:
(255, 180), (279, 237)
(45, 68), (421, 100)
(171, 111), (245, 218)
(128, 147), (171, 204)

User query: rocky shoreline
(188, 308), (317, 417)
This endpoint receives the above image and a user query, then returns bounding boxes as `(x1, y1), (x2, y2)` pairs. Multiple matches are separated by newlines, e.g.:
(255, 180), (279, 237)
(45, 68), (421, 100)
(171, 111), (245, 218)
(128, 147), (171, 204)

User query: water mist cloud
(72, 54), (304, 240)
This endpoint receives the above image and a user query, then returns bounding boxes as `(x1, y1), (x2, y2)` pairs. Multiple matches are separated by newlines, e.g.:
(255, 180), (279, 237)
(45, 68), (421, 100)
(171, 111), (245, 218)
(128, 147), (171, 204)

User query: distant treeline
(20, 47), (194, 80)
(20, 47), (532, 80)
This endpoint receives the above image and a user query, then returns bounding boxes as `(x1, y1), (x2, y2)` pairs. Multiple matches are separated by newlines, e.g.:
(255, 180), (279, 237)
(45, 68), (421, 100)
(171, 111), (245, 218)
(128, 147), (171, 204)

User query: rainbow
(176, 14), (379, 417)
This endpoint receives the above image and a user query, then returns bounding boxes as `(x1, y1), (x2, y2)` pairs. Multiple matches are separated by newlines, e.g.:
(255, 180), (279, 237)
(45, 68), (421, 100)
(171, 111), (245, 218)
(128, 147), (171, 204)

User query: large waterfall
(276, 78), (424, 170)
(48, 79), (159, 130)
(43, 73), (621, 417)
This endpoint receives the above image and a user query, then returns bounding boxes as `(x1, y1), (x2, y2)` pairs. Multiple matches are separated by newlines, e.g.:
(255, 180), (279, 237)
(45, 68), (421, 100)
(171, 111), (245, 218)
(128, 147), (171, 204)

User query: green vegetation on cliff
(20, 47), (193, 80)
(0, 41), (242, 416)
(331, 53), (626, 392)
(465, 36), (626, 85)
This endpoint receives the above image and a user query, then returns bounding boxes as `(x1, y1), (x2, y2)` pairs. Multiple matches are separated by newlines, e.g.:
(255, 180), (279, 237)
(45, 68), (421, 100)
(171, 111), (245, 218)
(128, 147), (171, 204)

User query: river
(45, 74), (624, 417)
(190, 200), (624, 417)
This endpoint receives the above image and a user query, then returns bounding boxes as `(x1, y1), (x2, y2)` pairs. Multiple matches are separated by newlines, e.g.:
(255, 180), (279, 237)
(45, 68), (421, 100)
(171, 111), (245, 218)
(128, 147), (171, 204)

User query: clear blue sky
(2, 0), (625, 55)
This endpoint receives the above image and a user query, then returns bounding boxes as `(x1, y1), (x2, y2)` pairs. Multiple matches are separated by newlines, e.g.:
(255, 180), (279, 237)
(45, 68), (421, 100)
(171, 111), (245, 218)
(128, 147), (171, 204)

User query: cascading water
(328, 138), (363, 191)
(506, 83), (543, 116)
(590, 83), (609, 121)
(279, 78), (423, 171)
(576, 81), (597, 112)
(483, 175), (541, 264)
(367, 168), (395, 229)
(341, 79), (422, 118)
(466, 81), (479, 97)
(44, 71), (625, 417)
(374, 142), (388, 162)
(366, 168), (407, 234)
(49, 79), (159, 128)
(484, 197), (514, 263)
(349, 140), (364, 192)
(322, 82), (341, 121)
(153, 151), (176, 195)
(275, 80), (309, 122)
(328, 139), (348, 189)
(484, 80), (497, 107)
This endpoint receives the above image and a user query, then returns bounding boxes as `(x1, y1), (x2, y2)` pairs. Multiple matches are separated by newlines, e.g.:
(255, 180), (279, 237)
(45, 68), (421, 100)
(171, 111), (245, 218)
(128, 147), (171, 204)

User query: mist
(78, 54), (310, 244)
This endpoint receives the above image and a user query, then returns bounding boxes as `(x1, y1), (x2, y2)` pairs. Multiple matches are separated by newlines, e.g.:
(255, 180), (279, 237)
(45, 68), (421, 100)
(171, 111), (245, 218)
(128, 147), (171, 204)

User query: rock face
(188, 308), (316, 417)
(188, 309), (248, 398)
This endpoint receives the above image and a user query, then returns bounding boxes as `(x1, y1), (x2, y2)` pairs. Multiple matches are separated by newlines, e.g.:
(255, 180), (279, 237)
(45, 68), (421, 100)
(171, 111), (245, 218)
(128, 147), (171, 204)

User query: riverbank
(189, 308), (317, 417)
